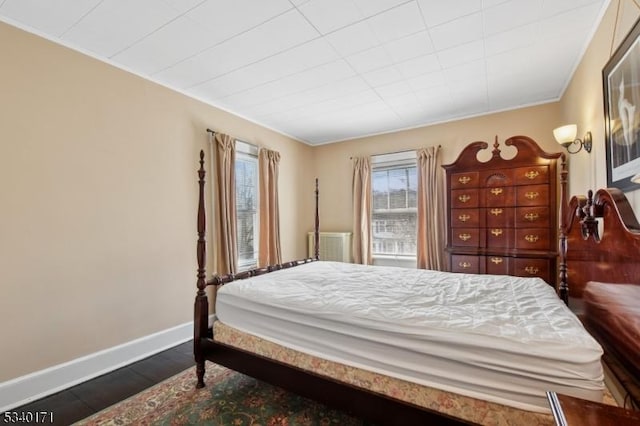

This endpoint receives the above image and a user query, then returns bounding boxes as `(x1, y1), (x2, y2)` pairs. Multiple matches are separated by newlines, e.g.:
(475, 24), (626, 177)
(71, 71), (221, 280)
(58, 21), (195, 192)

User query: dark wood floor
(5, 340), (194, 425)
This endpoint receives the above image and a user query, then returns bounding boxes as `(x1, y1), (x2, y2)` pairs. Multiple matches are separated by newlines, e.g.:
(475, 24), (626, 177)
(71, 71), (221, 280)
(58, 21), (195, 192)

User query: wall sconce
(632, 173), (640, 184)
(553, 124), (592, 154)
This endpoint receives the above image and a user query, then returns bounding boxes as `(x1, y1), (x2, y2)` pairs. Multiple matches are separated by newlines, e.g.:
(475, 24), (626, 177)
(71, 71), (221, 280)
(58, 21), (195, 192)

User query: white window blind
(235, 141), (259, 270)
(371, 151), (417, 257)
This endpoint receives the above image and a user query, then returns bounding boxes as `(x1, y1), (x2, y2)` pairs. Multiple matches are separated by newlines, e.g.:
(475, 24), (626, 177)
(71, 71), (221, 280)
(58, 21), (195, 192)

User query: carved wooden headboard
(561, 188), (640, 299)
(560, 188), (640, 408)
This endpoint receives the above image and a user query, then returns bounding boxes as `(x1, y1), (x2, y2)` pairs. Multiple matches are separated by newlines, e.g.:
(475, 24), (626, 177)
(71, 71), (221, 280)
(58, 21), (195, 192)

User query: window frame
(235, 141), (259, 271)
(371, 152), (418, 260)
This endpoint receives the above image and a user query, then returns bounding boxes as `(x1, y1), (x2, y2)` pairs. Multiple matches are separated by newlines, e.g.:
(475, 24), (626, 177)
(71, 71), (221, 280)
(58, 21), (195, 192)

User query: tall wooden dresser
(442, 136), (564, 286)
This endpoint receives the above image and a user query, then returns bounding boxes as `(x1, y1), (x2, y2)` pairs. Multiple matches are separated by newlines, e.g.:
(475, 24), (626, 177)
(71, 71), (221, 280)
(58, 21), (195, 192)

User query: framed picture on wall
(603, 16), (640, 192)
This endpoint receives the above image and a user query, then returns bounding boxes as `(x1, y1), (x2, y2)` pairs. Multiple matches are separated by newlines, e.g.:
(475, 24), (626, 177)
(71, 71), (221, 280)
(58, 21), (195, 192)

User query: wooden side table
(547, 391), (640, 425)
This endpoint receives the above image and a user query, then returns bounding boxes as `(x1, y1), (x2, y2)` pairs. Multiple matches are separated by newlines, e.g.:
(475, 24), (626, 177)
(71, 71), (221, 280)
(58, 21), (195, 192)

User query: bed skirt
(213, 321), (555, 425)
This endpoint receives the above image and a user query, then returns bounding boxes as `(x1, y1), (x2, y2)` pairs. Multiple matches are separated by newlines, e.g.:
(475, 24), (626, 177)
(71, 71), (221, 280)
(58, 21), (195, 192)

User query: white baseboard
(0, 315), (215, 412)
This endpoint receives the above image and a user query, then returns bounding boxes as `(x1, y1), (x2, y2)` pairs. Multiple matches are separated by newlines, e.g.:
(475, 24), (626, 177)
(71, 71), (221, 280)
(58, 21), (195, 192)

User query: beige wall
(0, 21), (313, 382)
(313, 103), (563, 232)
(559, 0), (640, 211)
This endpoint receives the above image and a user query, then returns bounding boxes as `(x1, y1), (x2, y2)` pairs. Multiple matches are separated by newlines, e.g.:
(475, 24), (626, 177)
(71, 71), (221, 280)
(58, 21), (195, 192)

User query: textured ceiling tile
(483, 0), (543, 35)
(154, 9), (318, 88)
(346, 46), (395, 74)
(163, 0), (206, 14)
(298, 0), (362, 34)
(406, 70), (446, 90)
(351, 0), (410, 16)
(374, 80), (415, 98)
(417, 0), (482, 28)
(437, 40), (484, 69)
(185, 0), (292, 45)
(428, 12), (482, 51)
(484, 22), (537, 57)
(367, 2), (426, 44)
(0, 0), (102, 36)
(394, 53), (441, 79)
(325, 20), (380, 56)
(61, 0), (180, 57)
(362, 66), (405, 86)
(0, 0), (609, 144)
(384, 31), (435, 63)
(112, 16), (213, 75)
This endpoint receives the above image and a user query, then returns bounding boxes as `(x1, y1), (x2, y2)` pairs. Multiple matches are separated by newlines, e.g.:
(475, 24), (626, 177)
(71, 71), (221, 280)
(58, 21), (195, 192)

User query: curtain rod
(207, 128), (265, 151)
(350, 145), (441, 160)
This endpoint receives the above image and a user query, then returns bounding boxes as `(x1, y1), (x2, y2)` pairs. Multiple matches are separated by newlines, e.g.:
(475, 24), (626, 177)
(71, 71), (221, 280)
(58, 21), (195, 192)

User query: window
(235, 141), (259, 270)
(371, 153), (417, 258)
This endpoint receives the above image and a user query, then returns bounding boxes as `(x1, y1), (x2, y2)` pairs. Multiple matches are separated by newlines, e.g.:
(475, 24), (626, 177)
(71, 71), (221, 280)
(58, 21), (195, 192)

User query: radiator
(307, 232), (352, 263)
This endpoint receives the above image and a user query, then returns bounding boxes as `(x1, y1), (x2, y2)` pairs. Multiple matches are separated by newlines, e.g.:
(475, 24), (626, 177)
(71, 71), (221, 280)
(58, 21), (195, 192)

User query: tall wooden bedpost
(194, 150), (209, 388)
(314, 178), (319, 260)
(558, 153), (569, 305)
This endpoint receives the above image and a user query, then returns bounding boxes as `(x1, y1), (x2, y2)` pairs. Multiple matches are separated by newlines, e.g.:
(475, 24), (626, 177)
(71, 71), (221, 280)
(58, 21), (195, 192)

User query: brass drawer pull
(525, 234), (539, 243)
(491, 257), (503, 264)
(458, 176), (471, 184)
(490, 188), (503, 195)
(458, 233), (472, 241)
(524, 213), (539, 221)
(525, 170), (540, 180)
(490, 208), (503, 216)
(459, 261), (471, 269)
(524, 191), (539, 200)
(525, 266), (539, 274)
(458, 194), (471, 203)
(458, 214), (471, 222)
(491, 228), (503, 236)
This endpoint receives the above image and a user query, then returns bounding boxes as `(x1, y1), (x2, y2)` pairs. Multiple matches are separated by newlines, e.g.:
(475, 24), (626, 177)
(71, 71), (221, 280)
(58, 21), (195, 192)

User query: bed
(559, 188), (640, 409)
(192, 151), (617, 425)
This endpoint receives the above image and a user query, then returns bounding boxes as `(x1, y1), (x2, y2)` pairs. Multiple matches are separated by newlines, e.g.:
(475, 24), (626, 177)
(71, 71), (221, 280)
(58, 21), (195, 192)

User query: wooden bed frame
(193, 148), (640, 423)
(559, 187), (640, 409)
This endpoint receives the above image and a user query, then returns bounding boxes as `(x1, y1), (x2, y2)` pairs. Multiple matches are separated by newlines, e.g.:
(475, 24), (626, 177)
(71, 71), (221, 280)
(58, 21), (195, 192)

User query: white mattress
(215, 261), (604, 412)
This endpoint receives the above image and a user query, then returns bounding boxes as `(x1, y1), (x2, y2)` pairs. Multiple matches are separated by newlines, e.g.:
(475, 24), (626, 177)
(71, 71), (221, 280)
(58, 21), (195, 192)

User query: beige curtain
(417, 146), (445, 270)
(258, 148), (282, 266)
(214, 133), (238, 275)
(352, 156), (372, 265)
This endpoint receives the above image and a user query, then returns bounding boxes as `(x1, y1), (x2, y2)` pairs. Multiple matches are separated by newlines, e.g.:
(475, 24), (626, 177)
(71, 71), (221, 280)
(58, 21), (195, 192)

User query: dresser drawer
(451, 172), (480, 189)
(485, 255), (509, 275)
(515, 206), (550, 228)
(451, 228), (480, 247)
(451, 189), (479, 208)
(485, 227), (513, 249)
(514, 165), (549, 185)
(513, 258), (552, 283)
(515, 228), (551, 250)
(516, 184), (549, 207)
(451, 255), (479, 273)
(451, 209), (480, 227)
(485, 207), (514, 227)
(484, 186), (515, 207)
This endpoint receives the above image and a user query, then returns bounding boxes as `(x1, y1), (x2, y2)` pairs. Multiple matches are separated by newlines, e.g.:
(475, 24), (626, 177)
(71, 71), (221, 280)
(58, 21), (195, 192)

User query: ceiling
(0, 0), (608, 145)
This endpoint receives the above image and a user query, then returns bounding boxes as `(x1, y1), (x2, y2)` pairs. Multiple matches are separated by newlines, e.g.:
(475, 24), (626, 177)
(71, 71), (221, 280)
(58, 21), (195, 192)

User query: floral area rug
(73, 362), (372, 425)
